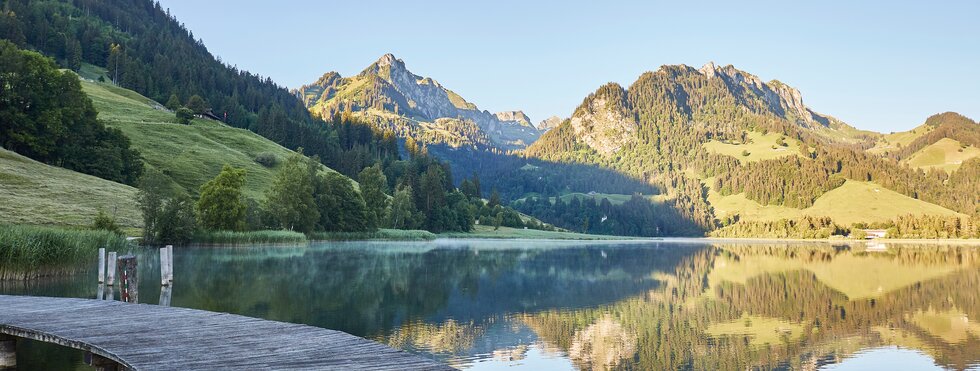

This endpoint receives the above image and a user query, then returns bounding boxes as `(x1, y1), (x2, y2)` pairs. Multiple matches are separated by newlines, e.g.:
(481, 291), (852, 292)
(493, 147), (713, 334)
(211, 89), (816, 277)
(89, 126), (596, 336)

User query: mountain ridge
(295, 54), (541, 151)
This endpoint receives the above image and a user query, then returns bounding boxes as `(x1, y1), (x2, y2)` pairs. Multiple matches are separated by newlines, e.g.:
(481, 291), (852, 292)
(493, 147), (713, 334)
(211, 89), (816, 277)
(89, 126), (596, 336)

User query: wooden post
(159, 284), (172, 307)
(96, 283), (105, 300)
(117, 255), (138, 304)
(97, 247), (106, 284)
(0, 334), (15, 369)
(160, 247), (170, 286)
(84, 352), (120, 371)
(166, 245), (174, 284)
(106, 252), (117, 286)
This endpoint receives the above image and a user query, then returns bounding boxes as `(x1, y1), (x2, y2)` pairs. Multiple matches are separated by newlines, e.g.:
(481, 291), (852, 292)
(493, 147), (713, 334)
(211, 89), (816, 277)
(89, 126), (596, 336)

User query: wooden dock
(0, 295), (452, 370)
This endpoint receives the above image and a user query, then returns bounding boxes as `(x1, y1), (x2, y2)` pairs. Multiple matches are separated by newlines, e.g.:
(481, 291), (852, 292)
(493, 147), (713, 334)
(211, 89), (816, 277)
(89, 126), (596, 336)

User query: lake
(2, 239), (980, 370)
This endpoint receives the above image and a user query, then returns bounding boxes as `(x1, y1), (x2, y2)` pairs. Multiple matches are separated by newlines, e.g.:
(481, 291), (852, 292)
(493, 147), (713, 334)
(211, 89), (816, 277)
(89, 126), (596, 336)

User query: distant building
(862, 229), (888, 239)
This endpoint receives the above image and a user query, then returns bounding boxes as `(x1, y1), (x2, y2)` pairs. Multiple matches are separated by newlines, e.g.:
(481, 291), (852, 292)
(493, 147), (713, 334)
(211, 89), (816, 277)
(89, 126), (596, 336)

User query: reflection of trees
(173, 243), (688, 340)
(524, 243), (980, 370)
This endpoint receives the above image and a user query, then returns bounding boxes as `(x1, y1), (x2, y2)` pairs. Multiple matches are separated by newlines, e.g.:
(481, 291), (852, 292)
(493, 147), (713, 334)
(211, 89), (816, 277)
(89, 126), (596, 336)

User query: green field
(708, 180), (964, 225)
(702, 131), (803, 163)
(904, 138), (980, 173)
(867, 124), (932, 154)
(439, 225), (641, 240)
(82, 79), (338, 200)
(0, 148), (141, 228)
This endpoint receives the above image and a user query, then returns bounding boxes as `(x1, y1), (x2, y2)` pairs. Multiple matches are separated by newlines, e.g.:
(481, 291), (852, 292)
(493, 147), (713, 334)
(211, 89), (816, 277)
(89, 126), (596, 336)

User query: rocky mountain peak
(538, 116), (563, 132)
(495, 111), (532, 127)
(376, 53), (404, 69)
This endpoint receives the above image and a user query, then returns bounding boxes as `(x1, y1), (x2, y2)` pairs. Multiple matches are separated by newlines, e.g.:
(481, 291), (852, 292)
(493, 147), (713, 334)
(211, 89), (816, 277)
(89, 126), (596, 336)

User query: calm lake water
(3, 239), (980, 370)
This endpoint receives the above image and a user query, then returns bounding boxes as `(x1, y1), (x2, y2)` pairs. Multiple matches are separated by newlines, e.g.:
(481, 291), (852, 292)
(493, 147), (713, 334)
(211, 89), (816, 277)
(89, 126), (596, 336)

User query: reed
(191, 230), (308, 245)
(309, 229), (437, 241)
(0, 224), (129, 280)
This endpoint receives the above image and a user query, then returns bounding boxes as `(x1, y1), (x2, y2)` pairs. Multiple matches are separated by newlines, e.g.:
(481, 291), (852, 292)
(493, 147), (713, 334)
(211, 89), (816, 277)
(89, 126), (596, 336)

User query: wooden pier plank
(0, 295), (453, 371)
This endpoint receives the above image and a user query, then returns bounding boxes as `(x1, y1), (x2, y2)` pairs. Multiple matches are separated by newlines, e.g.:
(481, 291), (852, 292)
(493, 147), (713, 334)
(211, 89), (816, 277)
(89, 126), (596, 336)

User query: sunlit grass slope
(708, 180), (964, 226)
(81, 79), (329, 200)
(702, 131), (803, 163)
(905, 138), (980, 173)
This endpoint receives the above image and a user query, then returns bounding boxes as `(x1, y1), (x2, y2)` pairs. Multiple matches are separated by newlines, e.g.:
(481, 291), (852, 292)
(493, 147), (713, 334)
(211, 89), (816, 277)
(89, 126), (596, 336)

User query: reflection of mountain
(172, 242), (694, 338)
(523, 243), (980, 370)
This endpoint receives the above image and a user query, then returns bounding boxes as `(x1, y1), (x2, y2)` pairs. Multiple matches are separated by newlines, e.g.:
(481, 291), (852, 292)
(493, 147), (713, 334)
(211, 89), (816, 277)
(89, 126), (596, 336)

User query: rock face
(537, 116), (563, 133)
(295, 54), (541, 150)
(568, 83), (636, 155)
(696, 62), (835, 128)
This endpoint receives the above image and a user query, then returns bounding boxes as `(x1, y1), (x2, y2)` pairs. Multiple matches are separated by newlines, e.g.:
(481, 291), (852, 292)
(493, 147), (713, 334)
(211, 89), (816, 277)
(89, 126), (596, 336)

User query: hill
(905, 138), (980, 173)
(708, 180), (964, 226)
(297, 54), (540, 151)
(524, 63), (979, 234)
(0, 148), (141, 228)
(81, 78), (336, 200)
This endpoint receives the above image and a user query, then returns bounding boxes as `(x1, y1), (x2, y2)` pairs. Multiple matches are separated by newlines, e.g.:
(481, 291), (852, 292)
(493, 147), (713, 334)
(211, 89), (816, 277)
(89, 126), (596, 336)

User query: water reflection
(2, 240), (979, 370)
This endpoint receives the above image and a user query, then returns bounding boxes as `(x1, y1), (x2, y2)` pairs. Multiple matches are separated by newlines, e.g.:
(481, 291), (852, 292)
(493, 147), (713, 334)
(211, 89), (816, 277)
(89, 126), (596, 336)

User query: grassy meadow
(867, 123), (932, 154)
(0, 148), (141, 228)
(310, 229), (437, 241)
(707, 179), (964, 226)
(702, 131), (803, 162)
(905, 138), (980, 173)
(81, 80), (317, 200)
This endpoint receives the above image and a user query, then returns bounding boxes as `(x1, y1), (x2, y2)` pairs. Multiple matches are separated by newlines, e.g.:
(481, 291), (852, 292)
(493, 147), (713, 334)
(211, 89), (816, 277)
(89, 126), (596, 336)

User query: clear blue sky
(158, 0), (979, 132)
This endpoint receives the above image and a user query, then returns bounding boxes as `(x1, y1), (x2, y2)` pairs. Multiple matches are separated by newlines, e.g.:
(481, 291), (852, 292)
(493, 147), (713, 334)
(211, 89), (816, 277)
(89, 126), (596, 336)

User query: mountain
(296, 54), (541, 151)
(524, 63), (979, 234)
(867, 112), (980, 173)
(537, 116), (563, 133)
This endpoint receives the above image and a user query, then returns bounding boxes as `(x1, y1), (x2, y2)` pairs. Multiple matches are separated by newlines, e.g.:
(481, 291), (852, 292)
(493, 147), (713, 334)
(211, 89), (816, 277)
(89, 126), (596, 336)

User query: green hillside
(0, 148), (141, 228)
(905, 138), (980, 173)
(867, 124), (932, 154)
(708, 180), (964, 226)
(702, 131), (803, 163)
(82, 79), (337, 200)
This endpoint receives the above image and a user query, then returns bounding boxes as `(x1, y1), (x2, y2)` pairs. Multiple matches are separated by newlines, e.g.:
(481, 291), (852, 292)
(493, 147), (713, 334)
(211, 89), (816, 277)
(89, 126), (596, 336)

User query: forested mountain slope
(525, 63), (980, 233)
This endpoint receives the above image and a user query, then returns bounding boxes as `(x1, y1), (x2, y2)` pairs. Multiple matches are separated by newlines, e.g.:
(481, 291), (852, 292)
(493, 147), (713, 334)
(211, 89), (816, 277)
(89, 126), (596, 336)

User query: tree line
(0, 40), (142, 184)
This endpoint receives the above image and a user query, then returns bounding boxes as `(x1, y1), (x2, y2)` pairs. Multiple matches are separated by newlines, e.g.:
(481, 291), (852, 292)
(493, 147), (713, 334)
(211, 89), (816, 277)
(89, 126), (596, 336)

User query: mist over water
(4, 240), (979, 370)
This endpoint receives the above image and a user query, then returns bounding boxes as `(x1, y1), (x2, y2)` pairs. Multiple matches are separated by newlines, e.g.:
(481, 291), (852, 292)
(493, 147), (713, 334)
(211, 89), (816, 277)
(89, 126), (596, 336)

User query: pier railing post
(0, 334), (15, 369)
(106, 252), (117, 286)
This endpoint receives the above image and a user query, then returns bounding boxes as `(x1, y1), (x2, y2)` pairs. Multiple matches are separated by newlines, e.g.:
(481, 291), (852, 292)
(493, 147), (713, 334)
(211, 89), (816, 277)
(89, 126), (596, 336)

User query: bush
(176, 107), (194, 125)
(91, 209), (122, 235)
(254, 152), (279, 168)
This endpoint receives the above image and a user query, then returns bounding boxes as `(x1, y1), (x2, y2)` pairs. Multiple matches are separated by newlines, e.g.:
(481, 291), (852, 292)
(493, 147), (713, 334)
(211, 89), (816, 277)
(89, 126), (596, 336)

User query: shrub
(254, 152), (279, 168)
(176, 107), (194, 125)
(91, 209), (122, 235)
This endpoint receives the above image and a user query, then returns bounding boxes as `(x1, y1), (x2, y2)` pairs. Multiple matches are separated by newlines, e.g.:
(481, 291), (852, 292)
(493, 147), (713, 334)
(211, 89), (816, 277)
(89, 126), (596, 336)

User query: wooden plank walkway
(0, 295), (453, 370)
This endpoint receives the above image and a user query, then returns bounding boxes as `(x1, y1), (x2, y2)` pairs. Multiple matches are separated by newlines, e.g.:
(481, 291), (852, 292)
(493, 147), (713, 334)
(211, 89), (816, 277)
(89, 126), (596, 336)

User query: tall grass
(309, 229), (437, 241)
(191, 230), (308, 245)
(0, 224), (129, 280)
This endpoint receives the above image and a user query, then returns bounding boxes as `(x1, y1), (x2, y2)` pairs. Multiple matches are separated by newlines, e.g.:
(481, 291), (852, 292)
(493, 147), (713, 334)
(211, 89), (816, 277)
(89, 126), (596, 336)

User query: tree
(419, 166), (448, 231)
(358, 164), (389, 228)
(264, 152), (319, 233)
(196, 165), (248, 231)
(315, 171), (371, 232)
(176, 107), (194, 125)
(186, 94), (208, 114)
(488, 188), (501, 208)
(0, 40), (142, 185)
(166, 93), (181, 111)
(136, 168), (196, 245)
(66, 38), (82, 71)
(387, 185), (418, 229)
